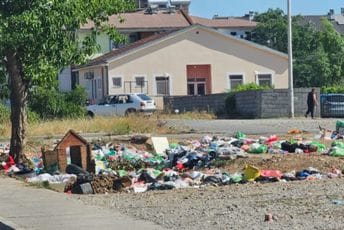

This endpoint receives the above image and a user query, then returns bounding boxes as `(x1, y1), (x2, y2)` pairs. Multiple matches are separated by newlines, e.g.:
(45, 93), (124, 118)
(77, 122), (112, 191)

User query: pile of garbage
(60, 164), (342, 194)
(62, 132), (342, 194)
(0, 144), (36, 176)
(1, 125), (344, 195)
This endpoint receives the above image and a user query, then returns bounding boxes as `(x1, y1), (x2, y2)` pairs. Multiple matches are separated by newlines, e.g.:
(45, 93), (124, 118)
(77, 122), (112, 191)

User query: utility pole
(287, 0), (294, 118)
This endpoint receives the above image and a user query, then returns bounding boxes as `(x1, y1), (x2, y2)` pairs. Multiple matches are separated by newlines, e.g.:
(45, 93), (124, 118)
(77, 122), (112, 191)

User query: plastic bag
(260, 169), (283, 178)
(336, 120), (344, 132)
(248, 143), (267, 154)
(235, 131), (246, 139)
(329, 147), (344, 157)
(244, 165), (260, 181)
(230, 173), (243, 183)
(332, 141), (344, 149)
(310, 141), (326, 152)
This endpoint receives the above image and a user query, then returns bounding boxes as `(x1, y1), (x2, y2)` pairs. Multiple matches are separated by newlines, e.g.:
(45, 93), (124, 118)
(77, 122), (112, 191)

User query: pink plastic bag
(260, 169), (283, 178)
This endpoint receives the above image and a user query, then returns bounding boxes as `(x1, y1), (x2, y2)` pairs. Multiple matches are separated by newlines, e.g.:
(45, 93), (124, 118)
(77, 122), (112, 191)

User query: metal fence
(124, 81), (148, 94)
(320, 94), (344, 118)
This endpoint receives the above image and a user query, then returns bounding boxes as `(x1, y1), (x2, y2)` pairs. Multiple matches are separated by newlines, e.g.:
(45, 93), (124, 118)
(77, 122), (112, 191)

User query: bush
(28, 110), (40, 124)
(0, 103), (40, 124)
(321, 85), (344, 94)
(225, 83), (274, 115)
(29, 86), (87, 119)
(232, 83), (273, 92)
(0, 104), (10, 124)
(0, 103), (39, 124)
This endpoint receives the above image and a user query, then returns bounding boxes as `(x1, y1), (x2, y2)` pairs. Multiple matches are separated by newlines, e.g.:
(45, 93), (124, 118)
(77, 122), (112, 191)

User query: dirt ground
(7, 128), (344, 229)
(77, 178), (344, 230)
(224, 153), (344, 173)
(75, 150), (344, 230)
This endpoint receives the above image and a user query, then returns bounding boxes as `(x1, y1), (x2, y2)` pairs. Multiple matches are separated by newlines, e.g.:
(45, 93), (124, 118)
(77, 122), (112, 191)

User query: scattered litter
(332, 199), (344, 205)
(1, 124), (344, 195)
(27, 173), (76, 184)
(244, 165), (260, 181)
(151, 137), (169, 156)
(264, 213), (273, 222)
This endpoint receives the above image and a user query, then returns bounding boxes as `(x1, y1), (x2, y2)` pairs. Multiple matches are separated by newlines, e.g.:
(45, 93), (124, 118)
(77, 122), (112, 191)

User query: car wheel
(125, 108), (136, 116)
(86, 111), (95, 119)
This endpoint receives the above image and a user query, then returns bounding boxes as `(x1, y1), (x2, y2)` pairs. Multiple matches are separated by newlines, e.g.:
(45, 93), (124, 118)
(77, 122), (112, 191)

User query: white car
(86, 93), (156, 117)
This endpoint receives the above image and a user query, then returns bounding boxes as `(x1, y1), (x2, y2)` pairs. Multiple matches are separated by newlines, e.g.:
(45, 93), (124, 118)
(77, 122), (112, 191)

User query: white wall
(58, 66), (72, 92)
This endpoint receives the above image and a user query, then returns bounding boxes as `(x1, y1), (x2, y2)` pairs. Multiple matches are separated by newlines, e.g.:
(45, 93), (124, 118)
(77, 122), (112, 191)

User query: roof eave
(74, 62), (108, 71)
(81, 24), (288, 69)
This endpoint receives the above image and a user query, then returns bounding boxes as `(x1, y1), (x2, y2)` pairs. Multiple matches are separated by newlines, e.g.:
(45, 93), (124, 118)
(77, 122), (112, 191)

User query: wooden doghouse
(42, 147), (58, 170)
(54, 130), (91, 173)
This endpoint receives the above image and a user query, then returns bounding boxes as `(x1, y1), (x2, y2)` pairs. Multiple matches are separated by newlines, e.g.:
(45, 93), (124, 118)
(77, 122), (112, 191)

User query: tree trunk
(5, 49), (28, 163)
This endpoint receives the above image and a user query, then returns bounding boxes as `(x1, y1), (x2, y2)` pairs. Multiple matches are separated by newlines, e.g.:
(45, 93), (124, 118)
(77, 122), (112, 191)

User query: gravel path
(167, 118), (339, 135)
(76, 178), (344, 230)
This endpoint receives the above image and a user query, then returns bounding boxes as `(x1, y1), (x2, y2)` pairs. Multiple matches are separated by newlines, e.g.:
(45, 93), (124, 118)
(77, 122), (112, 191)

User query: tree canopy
(0, 0), (134, 86)
(0, 0), (135, 161)
(252, 8), (344, 88)
(253, 8), (288, 52)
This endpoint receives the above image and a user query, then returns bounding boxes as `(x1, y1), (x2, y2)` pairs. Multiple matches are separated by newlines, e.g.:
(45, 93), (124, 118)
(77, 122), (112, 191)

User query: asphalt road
(167, 118), (339, 135)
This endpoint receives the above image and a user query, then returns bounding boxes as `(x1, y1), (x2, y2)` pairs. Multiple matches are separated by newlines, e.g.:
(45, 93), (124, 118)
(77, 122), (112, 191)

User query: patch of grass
(0, 111), (215, 138)
(154, 110), (216, 120)
(26, 116), (161, 137)
(27, 181), (53, 190)
(0, 124), (9, 137)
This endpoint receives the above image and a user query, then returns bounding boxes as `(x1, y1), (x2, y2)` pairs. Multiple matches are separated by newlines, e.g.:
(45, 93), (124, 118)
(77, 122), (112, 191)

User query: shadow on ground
(0, 222), (15, 230)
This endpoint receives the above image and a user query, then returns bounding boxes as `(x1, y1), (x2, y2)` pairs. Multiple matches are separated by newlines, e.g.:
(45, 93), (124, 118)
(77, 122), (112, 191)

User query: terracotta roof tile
(190, 15), (257, 28)
(81, 10), (257, 30)
(79, 30), (176, 68)
(81, 10), (191, 30)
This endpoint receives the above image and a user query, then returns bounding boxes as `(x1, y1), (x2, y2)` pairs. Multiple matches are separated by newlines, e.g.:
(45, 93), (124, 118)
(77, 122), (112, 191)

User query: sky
(189, 0), (344, 18)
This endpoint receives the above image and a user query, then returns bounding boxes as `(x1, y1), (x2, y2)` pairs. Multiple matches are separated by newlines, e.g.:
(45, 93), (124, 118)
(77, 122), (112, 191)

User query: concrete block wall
(162, 88), (320, 118)
(260, 89), (290, 118)
(163, 93), (227, 114)
(235, 88), (320, 118)
(235, 90), (261, 118)
(294, 88), (321, 117)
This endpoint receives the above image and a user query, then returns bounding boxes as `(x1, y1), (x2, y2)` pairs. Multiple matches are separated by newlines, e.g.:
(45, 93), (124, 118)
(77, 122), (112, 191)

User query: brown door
(70, 146), (82, 167)
(186, 65), (211, 95)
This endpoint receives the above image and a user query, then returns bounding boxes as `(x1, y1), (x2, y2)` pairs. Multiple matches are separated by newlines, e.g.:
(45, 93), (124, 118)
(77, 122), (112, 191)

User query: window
(128, 33), (140, 43)
(187, 78), (206, 95)
(97, 79), (102, 89)
(257, 74), (272, 87)
(229, 74), (243, 90)
(135, 76), (145, 88)
(84, 71), (94, 80)
(110, 40), (125, 50)
(71, 71), (79, 89)
(117, 95), (132, 104)
(230, 32), (237, 36)
(138, 94), (152, 101)
(112, 77), (122, 88)
(156, 76), (170, 95)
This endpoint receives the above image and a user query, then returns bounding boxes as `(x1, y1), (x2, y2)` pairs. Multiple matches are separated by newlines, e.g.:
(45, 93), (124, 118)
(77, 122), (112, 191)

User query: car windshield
(327, 95), (344, 102)
(137, 94), (151, 101)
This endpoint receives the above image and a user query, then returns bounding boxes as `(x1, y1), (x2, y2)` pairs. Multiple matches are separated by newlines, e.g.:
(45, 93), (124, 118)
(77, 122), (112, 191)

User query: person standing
(305, 88), (318, 119)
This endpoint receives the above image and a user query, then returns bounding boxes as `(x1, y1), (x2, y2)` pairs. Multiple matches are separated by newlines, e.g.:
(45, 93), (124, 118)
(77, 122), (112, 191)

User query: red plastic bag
(260, 169), (283, 178)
